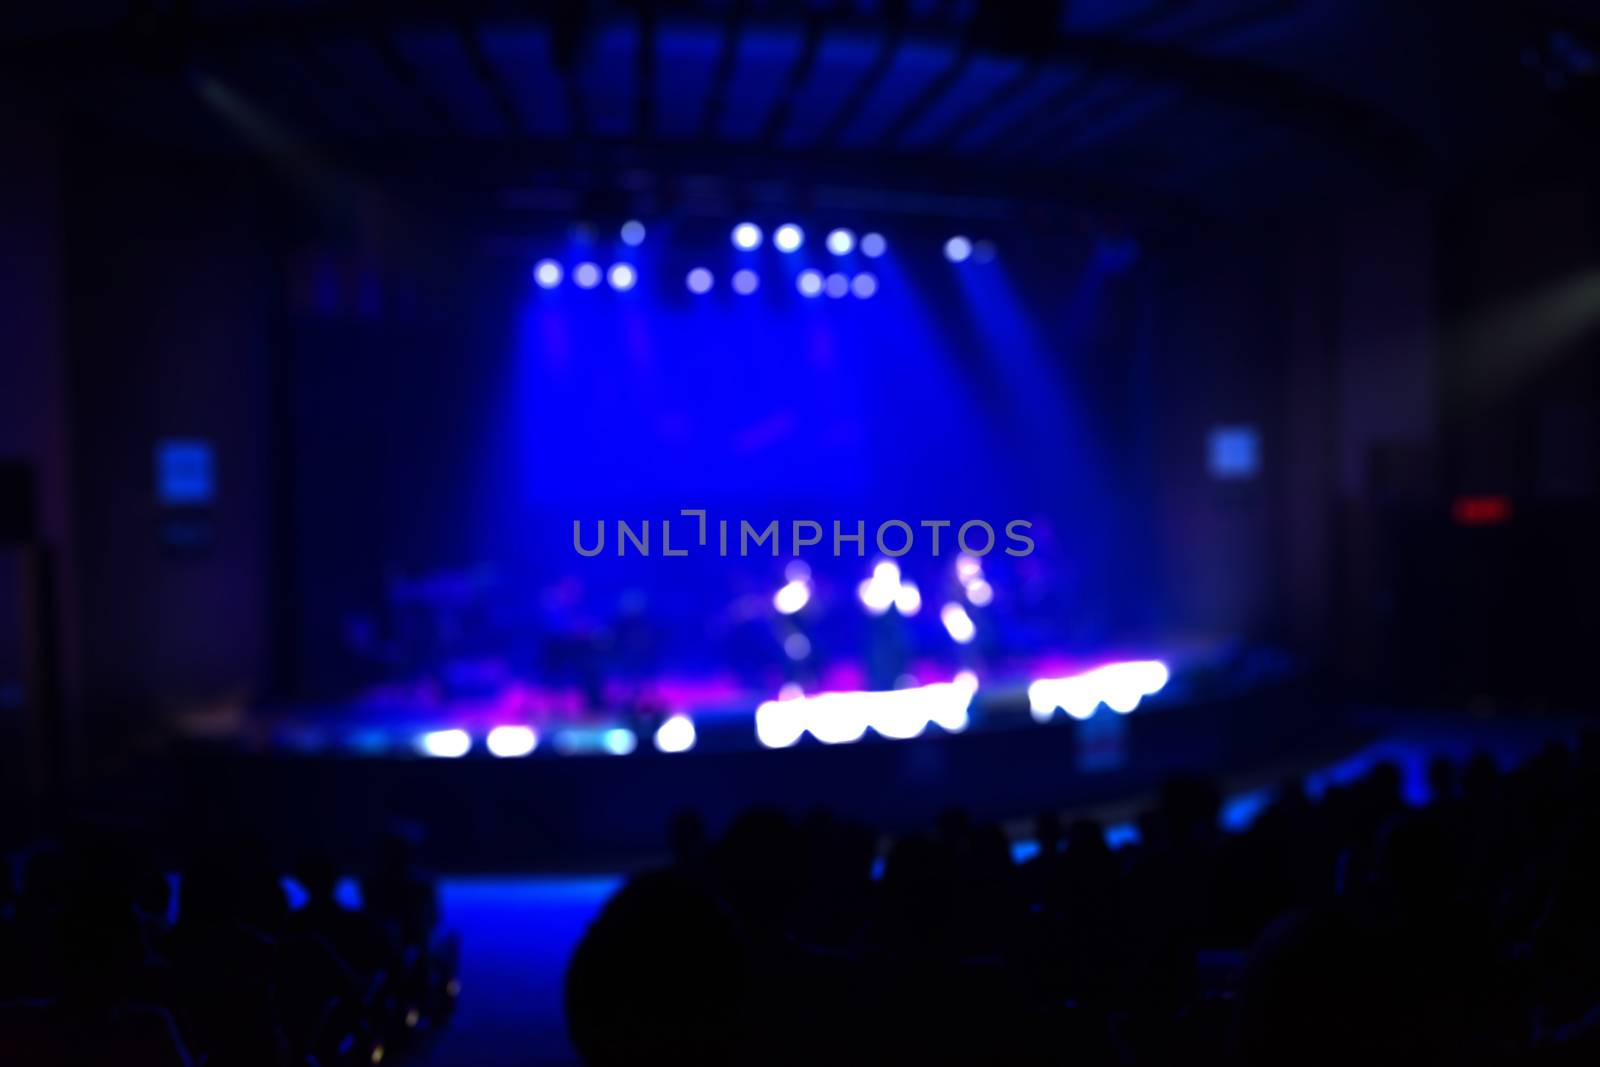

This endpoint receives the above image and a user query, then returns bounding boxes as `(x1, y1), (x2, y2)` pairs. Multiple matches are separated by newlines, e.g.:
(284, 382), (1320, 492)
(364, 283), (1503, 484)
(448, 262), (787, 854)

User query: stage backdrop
(288, 225), (1151, 697)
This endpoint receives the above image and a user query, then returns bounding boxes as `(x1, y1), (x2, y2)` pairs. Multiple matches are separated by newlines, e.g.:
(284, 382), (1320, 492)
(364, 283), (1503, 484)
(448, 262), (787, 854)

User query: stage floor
(178, 638), (1257, 762)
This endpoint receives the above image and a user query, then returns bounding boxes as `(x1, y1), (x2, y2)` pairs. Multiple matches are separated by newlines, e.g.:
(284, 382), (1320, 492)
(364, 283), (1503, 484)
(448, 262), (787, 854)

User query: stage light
(869, 688), (930, 740)
(1029, 677), (1096, 721)
(417, 729), (470, 758)
(773, 579), (811, 615)
(825, 273), (849, 298)
(943, 236), (972, 263)
(654, 714), (697, 754)
(784, 632), (812, 660)
(796, 269), (824, 297)
(486, 725), (537, 758)
(774, 223), (805, 253)
(851, 272), (878, 299)
(1133, 660), (1170, 693)
(686, 267), (714, 294)
(893, 579), (922, 616)
(620, 219), (646, 246)
(805, 694), (869, 745)
(785, 559), (811, 582)
(732, 269), (760, 295)
(953, 670), (979, 694)
(602, 728), (637, 755)
(860, 232), (887, 258)
(533, 259), (563, 289)
(966, 578), (993, 607)
(607, 263), (637, 291)
(732, 222), (763, 250)
(940, 602), (976, 644)
(573, 262), (601, 289)
(755, 699), (804, 749)
(826, 228), (855, 255)
(1027, 660), (1170, 722)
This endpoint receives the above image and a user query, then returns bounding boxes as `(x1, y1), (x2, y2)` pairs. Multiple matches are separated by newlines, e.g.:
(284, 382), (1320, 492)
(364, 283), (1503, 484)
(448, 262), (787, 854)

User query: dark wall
(1143, 183), (1440, 669)
(1416, 178), (1600, 706)
(0, 92), (76, 803)
(64, 133), (278, 742)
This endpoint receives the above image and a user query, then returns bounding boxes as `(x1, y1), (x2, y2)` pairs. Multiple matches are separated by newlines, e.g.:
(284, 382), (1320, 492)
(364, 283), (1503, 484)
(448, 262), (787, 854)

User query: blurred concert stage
(169, 638), (1321, 870)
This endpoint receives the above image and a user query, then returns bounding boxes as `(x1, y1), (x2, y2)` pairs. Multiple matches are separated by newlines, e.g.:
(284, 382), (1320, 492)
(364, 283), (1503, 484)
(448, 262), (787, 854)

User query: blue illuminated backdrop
(289, 218), (1148, 694)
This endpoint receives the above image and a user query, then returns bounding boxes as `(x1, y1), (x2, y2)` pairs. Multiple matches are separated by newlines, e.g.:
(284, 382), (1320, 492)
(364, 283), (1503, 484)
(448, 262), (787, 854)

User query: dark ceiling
(4, 1), (1597, 219)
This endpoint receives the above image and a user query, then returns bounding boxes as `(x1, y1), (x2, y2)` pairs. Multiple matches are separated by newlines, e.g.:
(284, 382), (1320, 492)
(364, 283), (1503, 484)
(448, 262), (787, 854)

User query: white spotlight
(860, 232), (887, 258)
(773, 579), (811, 615)
(774, 224), (805, 253)
(686, 267), (714, 294)
(533, 259), (563, 289)
(485, 726), (537, 758)
(796, 269), (824, 297)
(607, 263), (637, 291)
(653, 714), (696, 754)
(940, 602), (976, 644)
(825, 273), (849, 298)
(619, 219), (646, 246)
(966, 578), (993, 607)
(851, 272), (878, 299)
(826, 228), (855, 255)
(893, 579), (922, 617)
(755, 699), (804, 749)
(943, 236), (973, 263)
(417, 729), (471, 758)
(784, 632), (812, 660)
(573, 262), (601, 289)
(732, 269), (760, 295)
(731, 222), (763, 251)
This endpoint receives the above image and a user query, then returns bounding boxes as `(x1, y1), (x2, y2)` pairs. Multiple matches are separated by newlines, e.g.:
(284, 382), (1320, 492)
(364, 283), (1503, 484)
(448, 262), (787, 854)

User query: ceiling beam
(372, 29), (458, 137)
(877, 46), (974, 148)
(458, 19), (525, 136)
(813, 30), (899, 148)
(4, 5), (1424, 167)
(699, 5), (745, 141)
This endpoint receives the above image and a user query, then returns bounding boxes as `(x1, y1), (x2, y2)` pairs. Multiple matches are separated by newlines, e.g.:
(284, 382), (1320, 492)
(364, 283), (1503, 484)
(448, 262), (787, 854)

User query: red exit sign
(1452, 495), (1513, 526)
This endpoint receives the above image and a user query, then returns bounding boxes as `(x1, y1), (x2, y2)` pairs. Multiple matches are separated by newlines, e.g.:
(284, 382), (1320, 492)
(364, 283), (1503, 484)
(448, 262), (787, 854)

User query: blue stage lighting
(731, 222), (763, 250)
(796, 269), (824, 297)
(533, 259), (563, 289)
(619, 219), (646, 246)
(601, 728), (637, 755)
(825, 272), (849, 298)
(732, 268), (760, 295)
(607, 263), (637, 291)
(944, 236), (972, 263)
(686, 267), (714, 294)
(860, 232), (887, 258)
(774, 223), (805, 253)
(826, 228), (856, 255)
(851, 272), (878, 299)
(573, 262), (601, 289)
